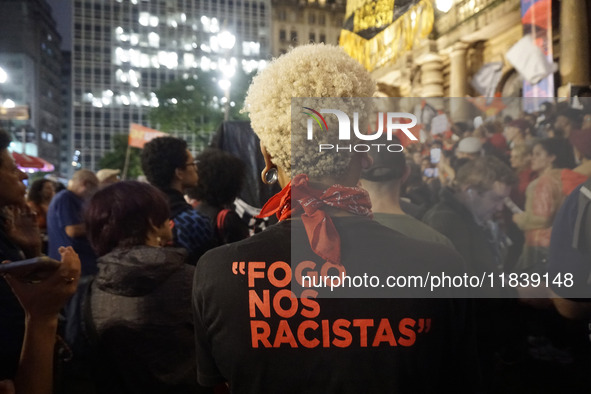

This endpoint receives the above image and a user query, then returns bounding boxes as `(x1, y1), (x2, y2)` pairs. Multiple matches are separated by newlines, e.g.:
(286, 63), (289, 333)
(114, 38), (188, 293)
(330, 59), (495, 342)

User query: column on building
(416, 53), (444, 97)
(449, 41), (470, 121)
(559, 0), (590, 90)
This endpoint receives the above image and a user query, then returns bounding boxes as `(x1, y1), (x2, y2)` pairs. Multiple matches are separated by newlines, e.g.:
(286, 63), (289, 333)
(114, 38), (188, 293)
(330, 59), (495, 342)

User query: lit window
(209, 36), (219, 52)
(158, 51), (178, 69)
(92, 98), (103, 108)
(148, 32), (159, 47)
(140, 53), (150, 68)
(242, 41), (260, 56)
(129, 70), (140, 87)
(150, 55), (160, 68)
(184, 53), (195, 68)
(200, 56), (211, 71)
(129, 49), (141, 67)
(139, 12), (150, 26)
(210, 18), (219, 33)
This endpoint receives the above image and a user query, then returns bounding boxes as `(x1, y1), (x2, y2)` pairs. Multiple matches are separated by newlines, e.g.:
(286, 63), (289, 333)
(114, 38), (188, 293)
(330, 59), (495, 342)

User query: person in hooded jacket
(84, 181), (211, 394)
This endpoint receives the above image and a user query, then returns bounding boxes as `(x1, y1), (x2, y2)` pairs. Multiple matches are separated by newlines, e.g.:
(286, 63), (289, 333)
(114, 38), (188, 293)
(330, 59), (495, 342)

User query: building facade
(369, 0), (591, 120)
(0, 0), (63, 168)
(71, 0), (271, 174)
(270, 0), (345, 57)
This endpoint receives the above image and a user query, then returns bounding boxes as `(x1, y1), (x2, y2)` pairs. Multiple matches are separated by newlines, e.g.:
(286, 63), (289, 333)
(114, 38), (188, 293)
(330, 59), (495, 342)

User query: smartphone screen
(430, 148), (441, 164)
(0, 256), (61, 282)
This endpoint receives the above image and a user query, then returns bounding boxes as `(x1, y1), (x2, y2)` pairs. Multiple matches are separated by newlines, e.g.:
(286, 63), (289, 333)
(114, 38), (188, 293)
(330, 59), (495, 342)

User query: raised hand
(3, 246), (81, 320)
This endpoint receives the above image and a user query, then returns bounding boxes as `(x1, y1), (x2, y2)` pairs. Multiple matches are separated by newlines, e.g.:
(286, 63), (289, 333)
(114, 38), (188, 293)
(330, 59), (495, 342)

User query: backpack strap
(216, 209), (231, 239)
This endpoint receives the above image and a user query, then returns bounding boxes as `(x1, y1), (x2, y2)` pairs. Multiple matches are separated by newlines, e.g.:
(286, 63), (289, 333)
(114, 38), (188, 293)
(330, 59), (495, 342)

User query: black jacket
(91, 246), (210, 394)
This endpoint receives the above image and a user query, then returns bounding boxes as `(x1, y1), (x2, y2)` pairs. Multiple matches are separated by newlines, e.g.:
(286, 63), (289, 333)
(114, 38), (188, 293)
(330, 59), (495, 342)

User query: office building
(0, 0), (63, 168)
(270, 0), (345, 57)
(71, 0), (271, 173)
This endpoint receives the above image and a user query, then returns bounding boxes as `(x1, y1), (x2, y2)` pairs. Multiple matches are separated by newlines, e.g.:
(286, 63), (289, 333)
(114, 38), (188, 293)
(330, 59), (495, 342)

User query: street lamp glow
(217, 31), (236, 50)
(0, 67), (7, 83)
(218, 79), (231, 91)
(220, 62), (236, 79)
(436, 0), (453, 13)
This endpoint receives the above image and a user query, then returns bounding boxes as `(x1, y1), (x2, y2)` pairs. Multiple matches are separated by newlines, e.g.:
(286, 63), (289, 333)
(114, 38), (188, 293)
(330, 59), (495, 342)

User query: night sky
(46, 0), (71, 50)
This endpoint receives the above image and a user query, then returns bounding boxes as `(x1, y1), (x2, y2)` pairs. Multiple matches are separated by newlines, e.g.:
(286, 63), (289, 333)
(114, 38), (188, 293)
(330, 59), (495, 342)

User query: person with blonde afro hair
(192, 44), (475, 393)
(243, 43), (375, 181)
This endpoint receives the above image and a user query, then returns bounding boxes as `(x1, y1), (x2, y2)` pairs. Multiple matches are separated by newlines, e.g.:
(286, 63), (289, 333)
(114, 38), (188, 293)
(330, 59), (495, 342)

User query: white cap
(96, 169), (121, 183)
(457, 137), (482, 154)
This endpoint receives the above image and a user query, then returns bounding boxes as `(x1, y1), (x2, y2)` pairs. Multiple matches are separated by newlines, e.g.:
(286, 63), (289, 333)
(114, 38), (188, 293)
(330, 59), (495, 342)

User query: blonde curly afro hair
(243, 44), (375, 178)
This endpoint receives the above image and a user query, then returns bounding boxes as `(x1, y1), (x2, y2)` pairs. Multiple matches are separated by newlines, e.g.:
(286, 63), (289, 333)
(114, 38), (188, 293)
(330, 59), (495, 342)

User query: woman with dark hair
(187, 148), (249, 245)
(27, 179), (55, 253)
(27, 179), (55, 226)
(0, 128), (81, 394)
(513, 138), (579, 272)
(85, 181), (209, 394)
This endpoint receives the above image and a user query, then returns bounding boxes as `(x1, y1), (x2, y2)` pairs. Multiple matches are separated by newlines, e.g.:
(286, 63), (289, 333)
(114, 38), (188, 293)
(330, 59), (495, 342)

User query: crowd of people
(0, 43), (590, 393)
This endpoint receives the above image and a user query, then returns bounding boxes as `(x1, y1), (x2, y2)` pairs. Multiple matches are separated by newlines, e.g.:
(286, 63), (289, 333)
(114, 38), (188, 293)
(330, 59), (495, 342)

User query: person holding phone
(0, 128), (81, 393)
(2, 247), (80, 394)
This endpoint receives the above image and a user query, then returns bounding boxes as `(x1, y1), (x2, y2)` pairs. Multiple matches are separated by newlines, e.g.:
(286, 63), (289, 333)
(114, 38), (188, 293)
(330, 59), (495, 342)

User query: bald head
(68, 169), (99, 198)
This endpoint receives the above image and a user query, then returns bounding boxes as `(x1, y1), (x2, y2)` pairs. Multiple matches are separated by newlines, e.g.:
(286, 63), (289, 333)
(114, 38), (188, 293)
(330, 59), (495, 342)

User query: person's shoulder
(340, 216), (463, 265)
(49, 189), (68, 203)
(196, 223), (288, 267)
(422, 201), (465, 229)
(174, 206), (213, 230)
(50, 189), (79, 207)
(398, 215), (456, 249)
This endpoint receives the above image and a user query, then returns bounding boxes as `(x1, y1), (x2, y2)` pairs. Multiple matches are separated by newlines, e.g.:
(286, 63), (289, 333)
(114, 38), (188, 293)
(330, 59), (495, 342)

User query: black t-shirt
(193, 216), (476, 393)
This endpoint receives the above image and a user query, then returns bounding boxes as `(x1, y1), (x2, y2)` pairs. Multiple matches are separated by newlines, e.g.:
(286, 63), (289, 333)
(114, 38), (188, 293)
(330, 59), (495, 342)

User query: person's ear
(260, 143), (277, 184)
(260, 142), (274, 168)
(174, 166), (185, 182)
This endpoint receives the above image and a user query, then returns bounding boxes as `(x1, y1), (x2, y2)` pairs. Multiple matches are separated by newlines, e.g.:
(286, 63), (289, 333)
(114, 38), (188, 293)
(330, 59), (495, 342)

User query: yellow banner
(355, 0), (394, 33)
(340, 0), (434, 72)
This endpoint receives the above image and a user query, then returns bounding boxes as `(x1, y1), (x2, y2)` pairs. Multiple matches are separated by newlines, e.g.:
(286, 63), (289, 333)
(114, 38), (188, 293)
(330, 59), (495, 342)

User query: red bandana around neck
(257, 174), (372, 265)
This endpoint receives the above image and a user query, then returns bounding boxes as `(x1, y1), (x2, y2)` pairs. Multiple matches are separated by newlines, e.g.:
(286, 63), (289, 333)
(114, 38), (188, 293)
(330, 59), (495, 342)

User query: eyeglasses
(184, 159), (199, 168)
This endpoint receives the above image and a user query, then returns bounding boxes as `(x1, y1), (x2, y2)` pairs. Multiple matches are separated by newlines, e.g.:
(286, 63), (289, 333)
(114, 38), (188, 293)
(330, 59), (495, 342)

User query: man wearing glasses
(141, 136), (214, 264)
